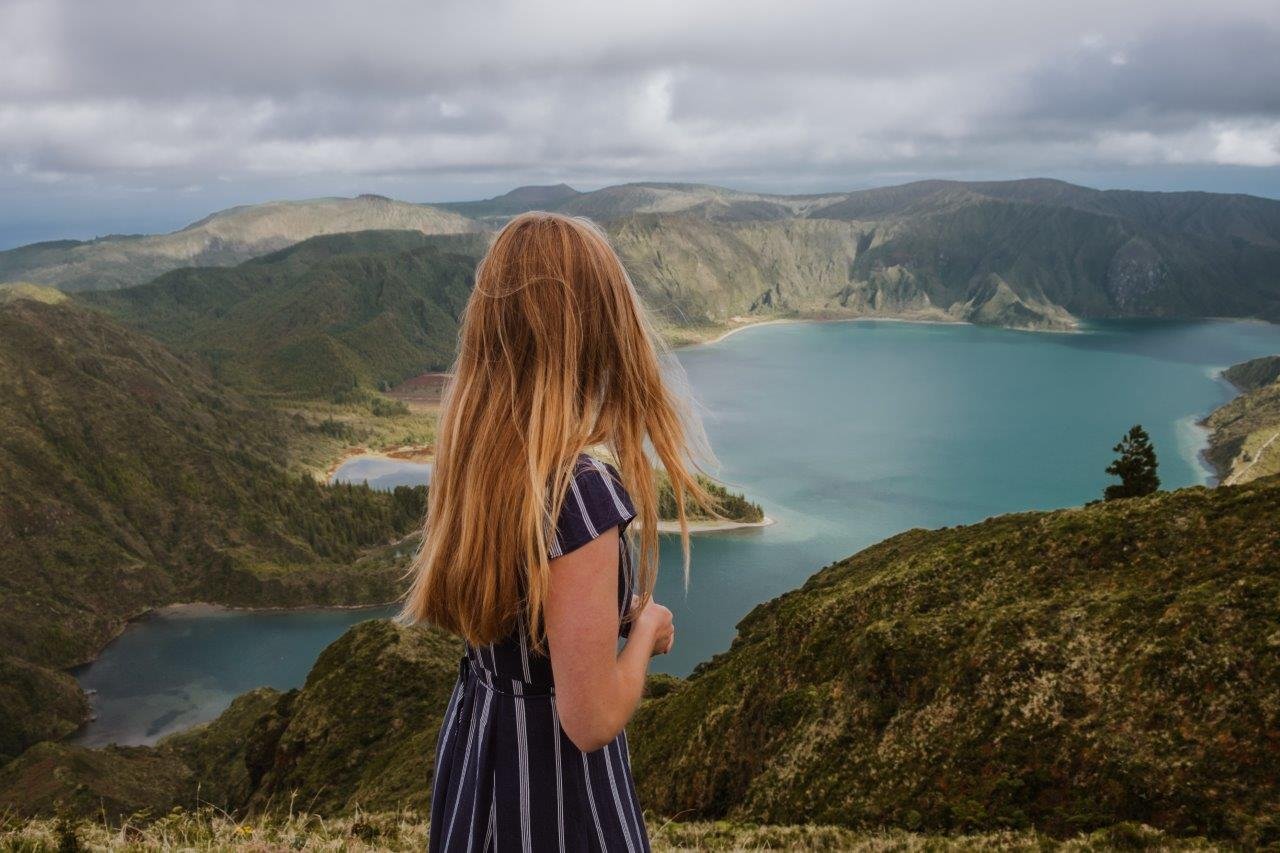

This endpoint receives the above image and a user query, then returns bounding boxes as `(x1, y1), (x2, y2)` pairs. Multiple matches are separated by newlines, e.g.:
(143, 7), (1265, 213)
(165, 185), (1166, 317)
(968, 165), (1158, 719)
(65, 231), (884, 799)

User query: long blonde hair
(401, 212), (715, 650)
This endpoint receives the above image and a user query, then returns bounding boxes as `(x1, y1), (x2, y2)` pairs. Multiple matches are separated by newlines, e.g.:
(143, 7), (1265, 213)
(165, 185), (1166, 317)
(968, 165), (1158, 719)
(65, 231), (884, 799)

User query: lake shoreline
(652, 515), (774, 534)
(321, 444), (434, 483)
(681, 312), (1081, 349)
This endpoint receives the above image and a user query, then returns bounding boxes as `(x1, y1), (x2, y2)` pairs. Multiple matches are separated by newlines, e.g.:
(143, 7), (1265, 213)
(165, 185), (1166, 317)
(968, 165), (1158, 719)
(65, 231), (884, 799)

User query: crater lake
(73, 318), (1280, 746)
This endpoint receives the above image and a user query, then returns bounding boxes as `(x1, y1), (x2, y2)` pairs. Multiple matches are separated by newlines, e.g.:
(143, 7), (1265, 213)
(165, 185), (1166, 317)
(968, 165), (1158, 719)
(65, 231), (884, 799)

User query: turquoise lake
(73, 318), (1280, 746)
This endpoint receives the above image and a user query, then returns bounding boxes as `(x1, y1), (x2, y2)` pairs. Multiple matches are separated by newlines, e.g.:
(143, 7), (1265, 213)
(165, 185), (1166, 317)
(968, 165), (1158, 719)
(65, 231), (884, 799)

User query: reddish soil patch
(389, 372), (451, 406)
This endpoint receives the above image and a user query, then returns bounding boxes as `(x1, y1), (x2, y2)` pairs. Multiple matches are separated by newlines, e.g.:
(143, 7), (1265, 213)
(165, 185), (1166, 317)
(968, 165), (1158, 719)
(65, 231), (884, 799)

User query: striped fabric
(429, 455), (650, 852)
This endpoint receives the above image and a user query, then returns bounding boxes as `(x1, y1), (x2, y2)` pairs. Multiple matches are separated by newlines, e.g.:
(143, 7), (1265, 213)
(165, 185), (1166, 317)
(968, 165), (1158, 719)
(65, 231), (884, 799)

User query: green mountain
(629, 476), (1280, 843)
(1203, 355), (1280, 484)
(81, 231), (484, 397)
(439, 183), (583, 222)
(8, 476), (1276, 846)
(0, 195), (479, 292)
(11, 177), (1279, 333)
(0, 298), (426, 758)
(437, 179), (1280, 331)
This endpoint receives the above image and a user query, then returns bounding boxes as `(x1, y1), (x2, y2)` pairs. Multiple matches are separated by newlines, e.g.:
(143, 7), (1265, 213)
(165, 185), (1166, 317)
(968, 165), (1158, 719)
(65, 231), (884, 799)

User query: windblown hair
(400, 212), (715, 650)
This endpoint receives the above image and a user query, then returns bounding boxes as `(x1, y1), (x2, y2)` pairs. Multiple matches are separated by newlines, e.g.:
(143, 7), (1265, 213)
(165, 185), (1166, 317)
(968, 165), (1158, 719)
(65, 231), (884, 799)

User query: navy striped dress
(429, 454), (650, 852)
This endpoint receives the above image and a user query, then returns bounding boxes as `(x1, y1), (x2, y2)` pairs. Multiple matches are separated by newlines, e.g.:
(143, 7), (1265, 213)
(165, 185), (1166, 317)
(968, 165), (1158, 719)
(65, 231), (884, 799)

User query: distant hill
(81, 231), (485, 397)
(0, 195), (479, 292)
(438, 183), (582, 221)
(629, 475), (1280, 843)
(10, 178), (1280, 332)
(6, 475), (1277, 846)
(0, 299), (426, 758)
(607, 181), (1280, 331)
(0, 282), (67, 305)
(1203, 355), (1280, 484)
(435, 179), (1280, 331)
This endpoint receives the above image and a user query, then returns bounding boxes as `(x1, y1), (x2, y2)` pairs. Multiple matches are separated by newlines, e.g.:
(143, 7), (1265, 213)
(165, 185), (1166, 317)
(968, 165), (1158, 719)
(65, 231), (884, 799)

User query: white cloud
(0, 0), (1278, 217)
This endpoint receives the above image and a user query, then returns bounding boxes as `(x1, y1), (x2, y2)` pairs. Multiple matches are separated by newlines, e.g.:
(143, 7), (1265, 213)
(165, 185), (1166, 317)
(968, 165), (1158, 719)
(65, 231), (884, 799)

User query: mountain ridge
(0, 195), (479, 292)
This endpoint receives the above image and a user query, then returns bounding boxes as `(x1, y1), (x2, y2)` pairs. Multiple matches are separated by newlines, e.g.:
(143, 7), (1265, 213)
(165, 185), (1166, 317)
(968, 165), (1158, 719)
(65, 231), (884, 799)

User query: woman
(401, 212), (715, 852)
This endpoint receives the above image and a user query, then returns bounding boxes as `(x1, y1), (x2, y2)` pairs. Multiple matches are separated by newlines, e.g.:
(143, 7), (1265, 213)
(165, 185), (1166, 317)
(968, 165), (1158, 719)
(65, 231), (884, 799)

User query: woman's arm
(545, 525), (673, 753)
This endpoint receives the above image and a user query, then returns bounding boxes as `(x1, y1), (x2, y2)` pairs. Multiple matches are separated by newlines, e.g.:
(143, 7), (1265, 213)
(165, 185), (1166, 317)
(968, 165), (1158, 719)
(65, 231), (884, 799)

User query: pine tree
(1104, 424), (1161, 501)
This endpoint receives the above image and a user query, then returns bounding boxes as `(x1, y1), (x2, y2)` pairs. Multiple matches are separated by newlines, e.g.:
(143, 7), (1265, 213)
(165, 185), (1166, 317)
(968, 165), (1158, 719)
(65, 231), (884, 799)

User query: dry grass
(0, 809), (1226, 852)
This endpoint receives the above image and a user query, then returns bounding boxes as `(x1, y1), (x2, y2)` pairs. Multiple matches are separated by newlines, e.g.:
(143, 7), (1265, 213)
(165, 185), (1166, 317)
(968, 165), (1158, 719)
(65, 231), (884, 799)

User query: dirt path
(1226, 429), (1280, 485)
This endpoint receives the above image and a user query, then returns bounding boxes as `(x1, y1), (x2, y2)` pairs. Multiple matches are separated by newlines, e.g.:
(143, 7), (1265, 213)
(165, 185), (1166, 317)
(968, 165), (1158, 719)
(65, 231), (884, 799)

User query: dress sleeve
(548, 457), (637, 559)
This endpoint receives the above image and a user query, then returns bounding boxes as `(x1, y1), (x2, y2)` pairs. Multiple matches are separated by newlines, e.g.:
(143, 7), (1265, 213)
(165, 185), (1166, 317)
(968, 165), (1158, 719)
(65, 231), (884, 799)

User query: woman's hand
(634, 596), (675, 656)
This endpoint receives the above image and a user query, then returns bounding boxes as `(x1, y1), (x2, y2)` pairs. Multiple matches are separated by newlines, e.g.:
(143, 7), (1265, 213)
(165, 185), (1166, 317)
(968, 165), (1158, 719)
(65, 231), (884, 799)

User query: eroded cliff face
(610, 214), (1079, 332)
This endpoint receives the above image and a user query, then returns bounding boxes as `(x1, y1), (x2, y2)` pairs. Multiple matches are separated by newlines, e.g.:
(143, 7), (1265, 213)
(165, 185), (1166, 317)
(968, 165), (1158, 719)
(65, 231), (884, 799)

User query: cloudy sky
(2, 0), (1279, 247)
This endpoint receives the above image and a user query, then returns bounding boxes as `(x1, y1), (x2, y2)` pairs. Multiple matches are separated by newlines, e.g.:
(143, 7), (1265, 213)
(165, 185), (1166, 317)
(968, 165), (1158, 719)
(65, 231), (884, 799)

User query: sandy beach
(684, 312), (1081, 349)
(651, 515), (774, 534)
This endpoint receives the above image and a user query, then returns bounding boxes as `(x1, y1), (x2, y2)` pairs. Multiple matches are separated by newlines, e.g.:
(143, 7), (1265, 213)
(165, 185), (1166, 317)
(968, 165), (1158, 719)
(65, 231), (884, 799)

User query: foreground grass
(0, 810), (1226, 851)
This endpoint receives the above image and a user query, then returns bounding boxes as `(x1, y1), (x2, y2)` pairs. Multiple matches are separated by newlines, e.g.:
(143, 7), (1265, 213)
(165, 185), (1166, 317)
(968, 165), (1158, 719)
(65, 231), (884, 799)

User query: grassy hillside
(0, 812), (1228, 851)
(12, 177), (1278, 333)
(438, 183), (582, 223)
(1222, 354), (1280, 392)
(1203, 355), (1280, 484)
(6, 477), (1275, 846)
(81, 231), (483, 397)
(438, 178), (1280, 331)
(629, 475), (1280, 845)
(0, 298), (427, 758)
(0, 195), (478, 292)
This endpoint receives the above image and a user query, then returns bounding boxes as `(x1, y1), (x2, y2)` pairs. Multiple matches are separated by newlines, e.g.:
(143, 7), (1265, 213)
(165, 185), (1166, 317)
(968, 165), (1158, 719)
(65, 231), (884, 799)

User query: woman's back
(402, 212), (715, 851)
(429, 455), (650, 852)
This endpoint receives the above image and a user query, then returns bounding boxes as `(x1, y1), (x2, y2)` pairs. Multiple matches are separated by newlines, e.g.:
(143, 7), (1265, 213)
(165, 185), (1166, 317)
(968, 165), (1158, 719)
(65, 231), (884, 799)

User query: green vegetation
(81, 231), (483, 398)
(0, 298), (427, 759)
(629, 475), (1280, 846)
(659, 473), (765, 523)
(0, 282), (67, 305)
(438, 182), (582, 223)
(0, 811), (1231, 852)
(4, 477), (1275, 847)
(0, 658), (87, 763)
(7, 178), (1279, 337)
(1222, 354), (1280, 392)
(0, 620), (461, 821)
(1103, 424), (1160, 500)
(451, 179), (1280, 333)
(0, 195), (478, 292)
(1203, 355), (1280, 484)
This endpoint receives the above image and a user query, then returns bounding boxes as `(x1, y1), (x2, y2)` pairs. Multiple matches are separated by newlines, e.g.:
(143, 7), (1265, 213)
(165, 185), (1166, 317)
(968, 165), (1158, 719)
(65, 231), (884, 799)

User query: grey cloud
(0, 0), (1278, 242)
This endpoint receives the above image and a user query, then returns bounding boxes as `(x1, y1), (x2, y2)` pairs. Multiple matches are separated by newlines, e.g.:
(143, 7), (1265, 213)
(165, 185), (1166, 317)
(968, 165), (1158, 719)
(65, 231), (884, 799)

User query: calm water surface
(330, 456), (432, 489)
(74, 319), (1280, 745)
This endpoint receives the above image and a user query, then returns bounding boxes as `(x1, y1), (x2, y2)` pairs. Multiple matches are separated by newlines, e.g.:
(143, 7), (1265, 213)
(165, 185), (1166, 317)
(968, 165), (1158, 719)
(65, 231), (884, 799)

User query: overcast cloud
(2, 0), (1279, 246)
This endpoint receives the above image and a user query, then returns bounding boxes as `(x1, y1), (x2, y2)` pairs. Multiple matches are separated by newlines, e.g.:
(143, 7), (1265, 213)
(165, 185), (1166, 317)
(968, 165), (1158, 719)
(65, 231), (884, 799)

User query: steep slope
(1222, 354), (1280, 392)
(608, 213), (1075, 331)
(0, 195), (479, 292)
(10, 178), (1280, 331)
(0, 621), (459, 819)
(81, 231), (482, 397)
(530, 179), (1278, 332)
(1203, 355), (1280, 484)
(629, 476), (1280, 844)
(0, 299), (427, 741)
(8, 478), (1277, 844)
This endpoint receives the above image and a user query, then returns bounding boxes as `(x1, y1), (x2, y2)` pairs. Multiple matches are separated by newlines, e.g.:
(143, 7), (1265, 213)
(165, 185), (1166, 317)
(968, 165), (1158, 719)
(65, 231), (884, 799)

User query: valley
(1, 178), (1279, 846)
